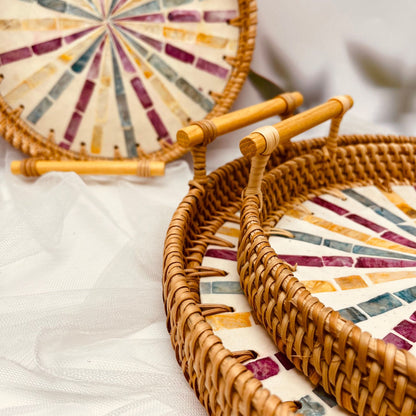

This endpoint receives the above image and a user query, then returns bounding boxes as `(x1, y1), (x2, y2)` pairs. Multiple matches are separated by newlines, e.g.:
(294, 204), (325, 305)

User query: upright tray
(0, 0), (256, 164)
(238, 96), (416, 416)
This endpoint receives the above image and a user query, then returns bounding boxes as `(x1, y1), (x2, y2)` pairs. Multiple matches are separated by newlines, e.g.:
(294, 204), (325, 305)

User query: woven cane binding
(238, 96), (416, 416)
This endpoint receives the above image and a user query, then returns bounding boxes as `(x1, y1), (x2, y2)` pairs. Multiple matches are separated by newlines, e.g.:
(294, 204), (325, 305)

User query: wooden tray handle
(10, 159), (165, 177)
(240, 95), (353, 197)
(177, 92), (304, 181)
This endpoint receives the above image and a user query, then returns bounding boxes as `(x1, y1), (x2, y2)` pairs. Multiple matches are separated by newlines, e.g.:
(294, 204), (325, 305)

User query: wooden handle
(240, 95), (353, 158)
(177, 91), (304, 148)
(240, 95), (353, 197)
(10, 159), (165, 177)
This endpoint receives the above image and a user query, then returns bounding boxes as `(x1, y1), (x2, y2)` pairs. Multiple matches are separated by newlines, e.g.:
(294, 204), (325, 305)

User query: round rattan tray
(163, 92), (308, 416)
(238, 97), (416, 415)
(0, 0), (256, 163)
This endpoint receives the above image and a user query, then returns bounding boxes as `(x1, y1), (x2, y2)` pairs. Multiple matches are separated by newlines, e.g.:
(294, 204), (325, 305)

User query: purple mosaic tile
(32, 37), (62, 55)
(203, 10), (237, 23)
(355, 257), (416, 268)
(196, 58), (229, 79)
(205, 249), (237, 261)
(278, 255), (323, 267)
(393, 320), (416, 342)
(323, 256), (354, 267)
(381, 231), (416, 250)
(87, 38), (106, 79)
(147, 109), (168, 138)
(410, 311), (416, 322)
(165, 43), (194, 64)
(383, 332), (412, 350)
(131, 77), (153, 108)
(168, 10), (201, 22)
(110, 29), (136, 73)
(346, 213), (386, 233)
(312, 196), (349, 215)
(76, 80), (96, 113)
(64, 26), (99, 44)
(245, 357), (279, 381)
(64, 111), (83, 143)
(274, 351), (294, 370)
(118, 13), (165, 22)
(0, 47), (32, 65)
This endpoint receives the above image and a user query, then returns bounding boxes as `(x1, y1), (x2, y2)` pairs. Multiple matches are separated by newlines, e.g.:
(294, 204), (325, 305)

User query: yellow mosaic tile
(150, 77), (189, 125)
(335, 275), (368, 290)
(382, 191), (416, 219)
(197, 33), (228, 48)
(303, 280), (336, 294)
(163, 27), (195, 42)
(366, 237), (416, 255)
(206, 312), (252, 331)
(218, 226), (240, 238)
(366, 271), (416, 284)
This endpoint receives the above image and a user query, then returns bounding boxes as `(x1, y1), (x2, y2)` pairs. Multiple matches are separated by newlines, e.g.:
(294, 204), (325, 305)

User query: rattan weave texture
(163, 93), (308, 416)
(238, 122), (416, 415)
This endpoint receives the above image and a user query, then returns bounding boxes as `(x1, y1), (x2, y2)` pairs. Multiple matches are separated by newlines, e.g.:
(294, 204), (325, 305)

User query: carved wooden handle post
(240, 95), (353, 197)
(176, 92), (304, 181)
(10, 159), (165, 177)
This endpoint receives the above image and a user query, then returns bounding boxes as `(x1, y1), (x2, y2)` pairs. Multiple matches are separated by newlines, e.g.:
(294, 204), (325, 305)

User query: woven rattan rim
(163, 133), (416, 416)
(238, 135), (416, 416)
(0, 0), (256, 162)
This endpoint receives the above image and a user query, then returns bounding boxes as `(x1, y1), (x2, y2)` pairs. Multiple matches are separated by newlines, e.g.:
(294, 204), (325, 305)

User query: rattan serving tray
(238, 97), (416, 416)
(0, 0), (255, 163)
(163, 92), (309, 416)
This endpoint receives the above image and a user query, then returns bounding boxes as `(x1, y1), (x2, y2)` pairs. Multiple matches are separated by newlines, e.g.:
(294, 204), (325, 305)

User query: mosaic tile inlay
(0, 0), (240, 157)
(199, 185), (416, 416)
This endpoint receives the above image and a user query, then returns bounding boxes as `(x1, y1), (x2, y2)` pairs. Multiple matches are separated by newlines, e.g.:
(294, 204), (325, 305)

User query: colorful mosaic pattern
(200, 185), (416, 415)
(0, 0), (240, 157)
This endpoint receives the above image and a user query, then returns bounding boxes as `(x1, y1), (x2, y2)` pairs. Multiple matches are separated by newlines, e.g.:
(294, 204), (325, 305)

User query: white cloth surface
(2, 1), (416, 415)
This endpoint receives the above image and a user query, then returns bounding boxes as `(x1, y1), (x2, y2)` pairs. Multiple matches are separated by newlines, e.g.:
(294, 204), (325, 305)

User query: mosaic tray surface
(201, 185), (416, 416)
(0, 0), (240, 158)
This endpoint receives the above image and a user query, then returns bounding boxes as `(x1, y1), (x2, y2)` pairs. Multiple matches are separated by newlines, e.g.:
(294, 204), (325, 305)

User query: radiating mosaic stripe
(311, 195), (416, 250)
(115, 26), (189, 126)
(62, 37), (106, 144)
(117, 24), (214, 113)
(206, 248), (416, 269)
(26, 30), (105, 125)
(287, 208), (416, 256)
(114, 29), (171, 140)
(91, 38), (111, 153)
(114, 22), (230, 78)
(113, 0), (161, 19)
(0, 18), (91, 31)
(28, 0), (102, 21)
(0, 26), (100, 66)
(110, 42), (137, 157)
(270, 229), (416, 262)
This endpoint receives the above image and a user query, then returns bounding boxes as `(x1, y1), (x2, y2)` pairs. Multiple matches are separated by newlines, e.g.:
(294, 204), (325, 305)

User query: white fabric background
(1, 1), (416, 415)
